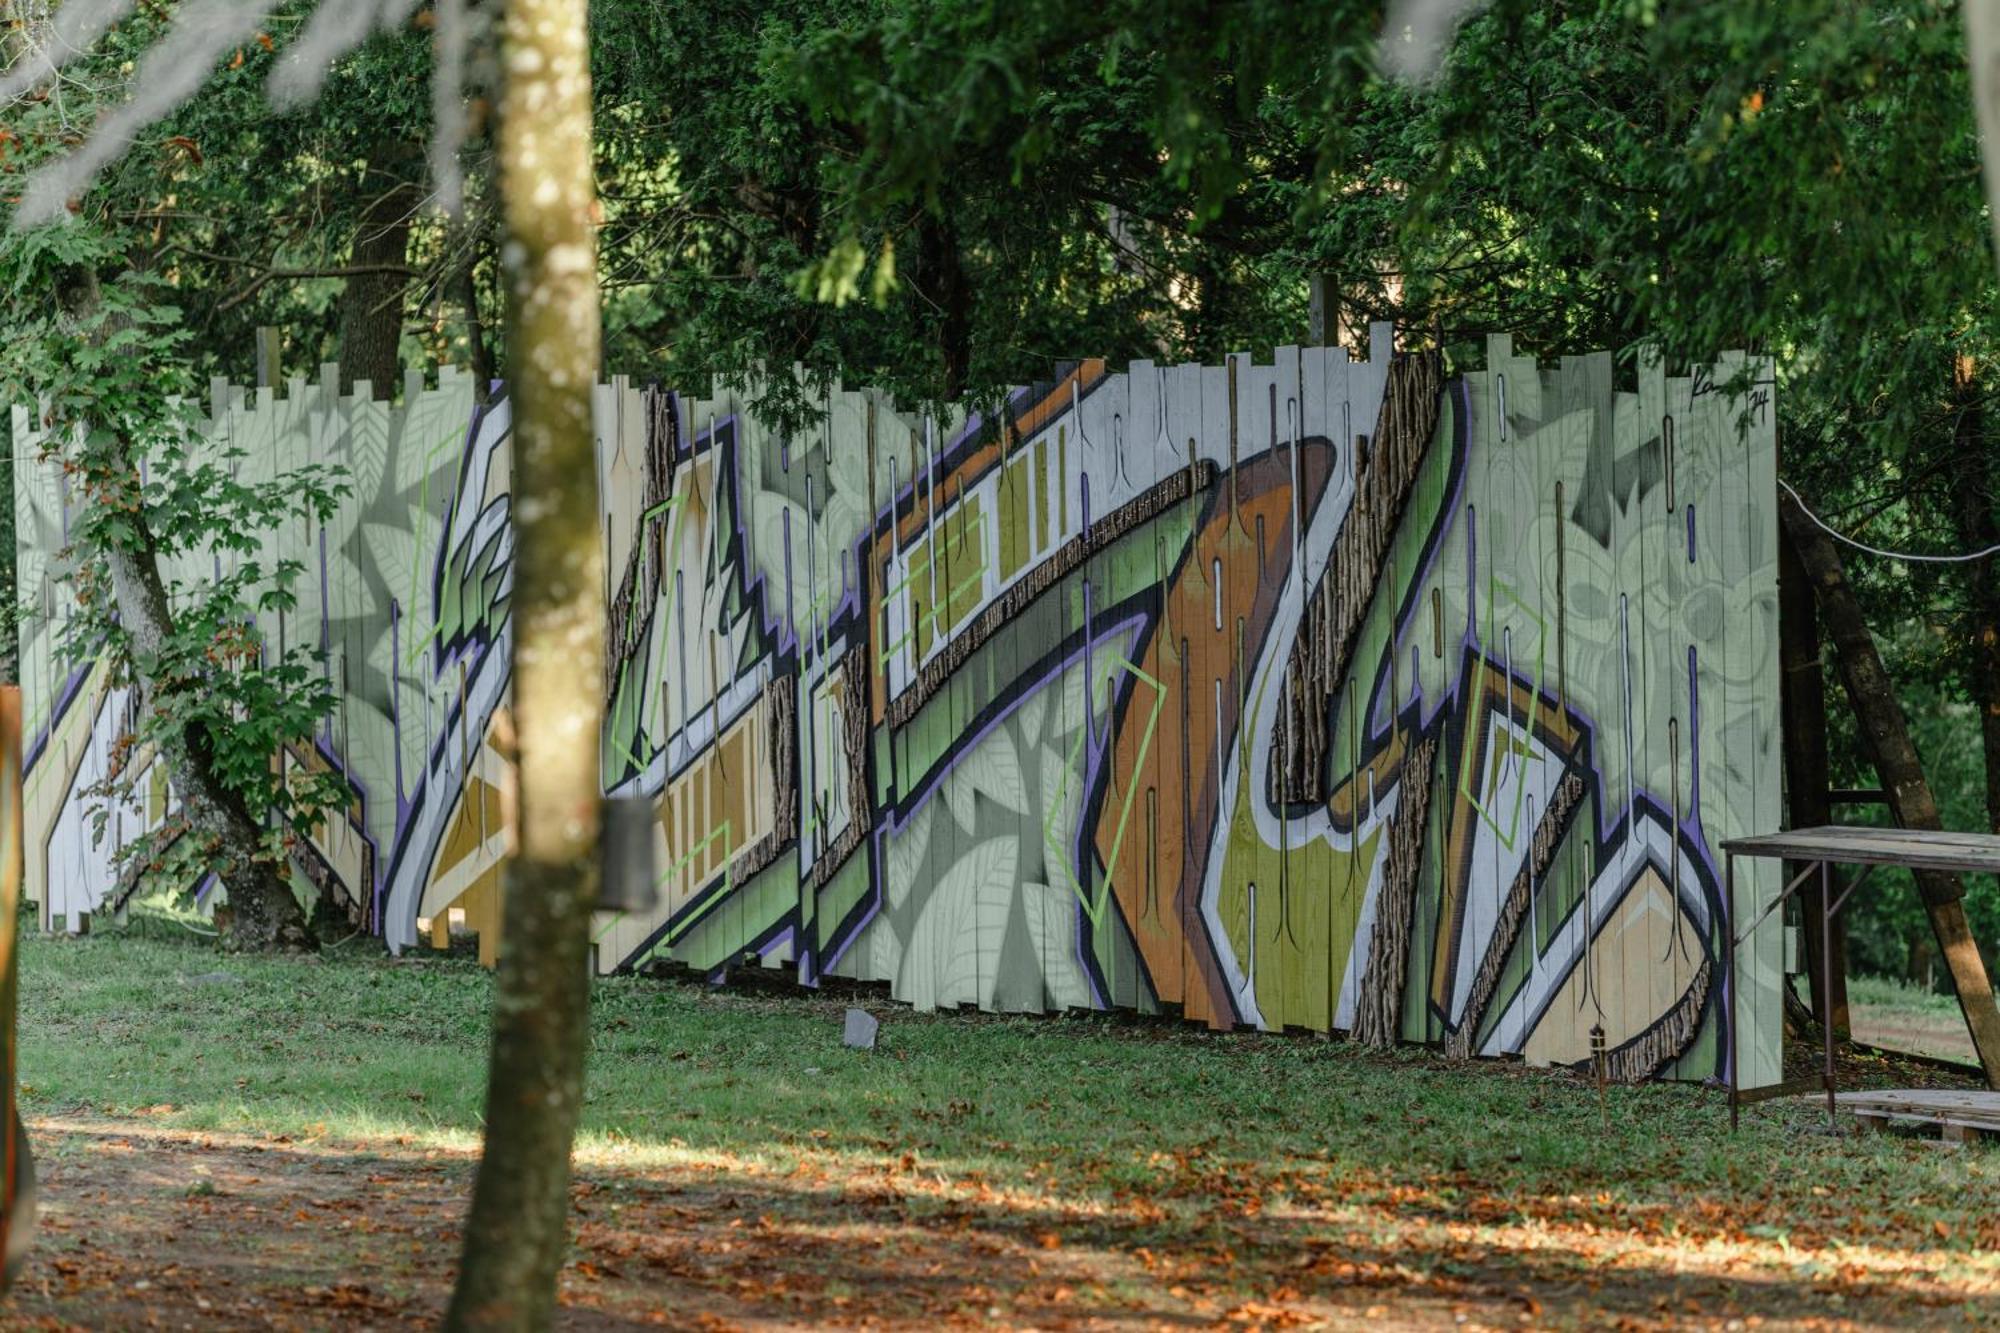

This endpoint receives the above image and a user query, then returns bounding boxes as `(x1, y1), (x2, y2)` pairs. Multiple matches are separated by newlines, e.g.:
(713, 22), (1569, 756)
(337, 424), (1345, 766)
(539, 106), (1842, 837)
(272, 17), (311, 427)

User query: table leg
(1822, 860), (1837, 1129)
(1726, 853), (1738, 1133)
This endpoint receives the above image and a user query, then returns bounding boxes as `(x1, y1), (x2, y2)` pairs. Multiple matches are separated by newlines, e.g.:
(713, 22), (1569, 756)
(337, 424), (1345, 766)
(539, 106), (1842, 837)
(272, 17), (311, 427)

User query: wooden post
(0, 685), (31, 1288)
(1781, 490), (2000, 1087)
(1307, 274), (1335, 347)
(1779, 520), (1848, 1034)
(253, 326), (282, 390)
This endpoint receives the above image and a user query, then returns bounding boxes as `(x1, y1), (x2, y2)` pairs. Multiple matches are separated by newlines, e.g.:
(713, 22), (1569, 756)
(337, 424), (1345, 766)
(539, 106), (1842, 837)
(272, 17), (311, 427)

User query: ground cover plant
(3, 929), (1996, 1330)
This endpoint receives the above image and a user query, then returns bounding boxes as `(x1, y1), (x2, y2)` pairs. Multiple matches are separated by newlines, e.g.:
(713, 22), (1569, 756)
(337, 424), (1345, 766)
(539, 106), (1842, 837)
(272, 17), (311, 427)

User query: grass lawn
(4, 928), (1999, 1330)
(1847, 973), (1981, 1067)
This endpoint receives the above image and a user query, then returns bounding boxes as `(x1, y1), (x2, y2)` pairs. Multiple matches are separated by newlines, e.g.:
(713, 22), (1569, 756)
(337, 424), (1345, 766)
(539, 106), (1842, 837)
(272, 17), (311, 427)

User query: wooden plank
(1838, 1106), (2000, 1126)
(1835, 1089), (2000, 1134)
(1723, 825), (2000, 876)
(1744, 826), (2000, 851)
(1837, 1089), (2000, 1113)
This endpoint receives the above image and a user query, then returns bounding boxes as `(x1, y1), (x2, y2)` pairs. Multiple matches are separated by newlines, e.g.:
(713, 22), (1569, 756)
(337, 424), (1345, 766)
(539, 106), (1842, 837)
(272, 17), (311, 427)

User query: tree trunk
(1948, 360), (2000, 833)
(1307, 272), (1332, 348)
(102, 536), (311, 951)
(1909, 929), (1938, 990)
(57, 268), (312, 952)
(337, 172), (418, 399)
(913, 214), (970, 401)
(1779, 519), (1847, 1034)
(443, 0), (604, 1325)
(1780, 488), (2000, 1086)
(454, 244), (495, 406)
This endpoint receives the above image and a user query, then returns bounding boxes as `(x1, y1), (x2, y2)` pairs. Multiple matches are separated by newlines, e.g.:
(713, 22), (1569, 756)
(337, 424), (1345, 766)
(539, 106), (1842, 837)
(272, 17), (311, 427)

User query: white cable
(1780, 478), (2000, 564)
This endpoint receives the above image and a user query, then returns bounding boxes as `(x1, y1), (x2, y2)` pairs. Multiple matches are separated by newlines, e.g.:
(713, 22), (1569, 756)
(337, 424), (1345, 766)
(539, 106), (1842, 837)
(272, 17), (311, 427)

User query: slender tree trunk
(1307, 272), (1338, 348)
(444, 0), (604, 1325)
(101, 515), (310, 952)
(913, 215), (970, 400)
(56, 268), (311, 952)
(1909, 930), (1938, 990)
(454, 242), (495, 405)
(1949, 359), (2000, 833)
(337, 172), (418, 399)
(1779, 519), (1846, 1034)
(1780, 488), (2000, 1085)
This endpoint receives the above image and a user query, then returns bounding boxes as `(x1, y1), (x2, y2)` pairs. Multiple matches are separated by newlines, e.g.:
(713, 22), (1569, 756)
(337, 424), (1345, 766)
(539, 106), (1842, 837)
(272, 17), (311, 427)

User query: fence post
(0, 684), (34, 1288)
(1307, 273), (1336, 347)
(254, 326), (282, 390)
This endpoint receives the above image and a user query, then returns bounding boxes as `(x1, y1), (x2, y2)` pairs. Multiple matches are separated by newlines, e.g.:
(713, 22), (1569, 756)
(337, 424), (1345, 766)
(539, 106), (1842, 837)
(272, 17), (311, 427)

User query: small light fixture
(597, 796), (659, 914)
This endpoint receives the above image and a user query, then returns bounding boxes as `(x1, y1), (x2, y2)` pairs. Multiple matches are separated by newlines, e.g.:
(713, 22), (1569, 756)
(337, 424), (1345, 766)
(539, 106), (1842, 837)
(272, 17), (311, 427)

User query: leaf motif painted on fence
(1040, 740), (1083, 858)
(1021, 879), (1094, 1012)
(821, 492), (866, 565)
(346, 401), (391, 504)
(396, 398), (457, 497)
(885, 797), (934, 913)
(751, 491), (810, 632)
(1015, 683), (1049, 750)
(827, 398), (869, 503)
(943, 760), (977, 835)
(361, 516), (423, 612)
(945, 731), (1031, 832)
(896, 835), (1017, 1012)
(856, 910), (903, 985)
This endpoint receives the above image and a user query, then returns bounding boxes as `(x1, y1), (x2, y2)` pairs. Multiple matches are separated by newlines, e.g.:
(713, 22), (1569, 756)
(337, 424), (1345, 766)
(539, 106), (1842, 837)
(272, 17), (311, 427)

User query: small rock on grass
(843, 1008), (879, 1050)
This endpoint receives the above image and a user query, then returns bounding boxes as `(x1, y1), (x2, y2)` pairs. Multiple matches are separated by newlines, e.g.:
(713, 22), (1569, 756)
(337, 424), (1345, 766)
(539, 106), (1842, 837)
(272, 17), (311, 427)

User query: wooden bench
(1837, 1089), (2000, 1144)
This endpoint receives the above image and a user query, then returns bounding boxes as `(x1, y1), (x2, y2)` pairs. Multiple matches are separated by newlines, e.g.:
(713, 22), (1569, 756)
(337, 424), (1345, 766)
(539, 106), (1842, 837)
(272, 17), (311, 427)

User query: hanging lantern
(597, 796), (659, 914)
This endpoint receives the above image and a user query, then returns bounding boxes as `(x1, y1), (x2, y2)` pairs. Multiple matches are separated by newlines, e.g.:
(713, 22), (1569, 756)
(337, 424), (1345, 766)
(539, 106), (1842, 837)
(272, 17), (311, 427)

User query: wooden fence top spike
(1368, 321), (1395, 366)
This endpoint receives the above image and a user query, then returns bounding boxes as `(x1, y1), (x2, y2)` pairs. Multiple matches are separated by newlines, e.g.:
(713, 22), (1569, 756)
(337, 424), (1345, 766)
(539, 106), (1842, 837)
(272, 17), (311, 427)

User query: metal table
(1721, 826), (2000, 1130)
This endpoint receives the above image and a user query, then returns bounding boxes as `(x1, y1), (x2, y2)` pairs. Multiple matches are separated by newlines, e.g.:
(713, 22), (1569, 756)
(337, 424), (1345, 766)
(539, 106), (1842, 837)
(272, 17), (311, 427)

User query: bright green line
(662, 821), (729, 883)
(664, 825), (736, 945)
(1046, 740), (1097, 924)
(877, 627), (914, 667)
(607, 658), (648, 776)
(1095, 653), (1164, 904)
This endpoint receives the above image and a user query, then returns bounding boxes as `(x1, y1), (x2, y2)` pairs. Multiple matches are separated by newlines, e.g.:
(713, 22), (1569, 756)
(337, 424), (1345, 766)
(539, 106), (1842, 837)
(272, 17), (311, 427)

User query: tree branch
(217, 262), (421, 313)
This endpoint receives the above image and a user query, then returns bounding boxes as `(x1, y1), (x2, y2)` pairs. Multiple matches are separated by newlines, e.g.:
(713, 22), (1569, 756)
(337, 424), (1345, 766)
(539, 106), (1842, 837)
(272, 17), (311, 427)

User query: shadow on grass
(6, 1112), (1994, 1331)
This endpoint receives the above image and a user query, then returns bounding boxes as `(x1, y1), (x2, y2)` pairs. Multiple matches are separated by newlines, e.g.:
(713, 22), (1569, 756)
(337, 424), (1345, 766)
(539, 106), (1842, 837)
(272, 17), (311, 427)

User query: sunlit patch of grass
(1850, 970), (1962, 1016)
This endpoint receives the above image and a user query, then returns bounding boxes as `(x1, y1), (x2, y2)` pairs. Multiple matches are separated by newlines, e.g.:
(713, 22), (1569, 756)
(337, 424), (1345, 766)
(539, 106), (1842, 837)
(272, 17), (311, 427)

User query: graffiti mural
(14, 365), (516, 961)
(14, 329), (1782, 1084)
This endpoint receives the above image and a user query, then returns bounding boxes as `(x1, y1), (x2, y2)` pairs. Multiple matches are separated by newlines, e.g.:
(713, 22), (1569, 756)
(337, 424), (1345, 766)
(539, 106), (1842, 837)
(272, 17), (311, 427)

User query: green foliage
(1, 1), (455, 383)
(0, 226), (350, 901)
(590, 0), (1370, 419)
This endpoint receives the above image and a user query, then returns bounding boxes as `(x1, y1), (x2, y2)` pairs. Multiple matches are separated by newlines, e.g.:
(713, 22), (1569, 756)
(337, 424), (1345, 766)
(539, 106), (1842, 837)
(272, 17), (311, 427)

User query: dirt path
(1, 1115), (1993, 1331)
(1849, 1005), (1980, 1067)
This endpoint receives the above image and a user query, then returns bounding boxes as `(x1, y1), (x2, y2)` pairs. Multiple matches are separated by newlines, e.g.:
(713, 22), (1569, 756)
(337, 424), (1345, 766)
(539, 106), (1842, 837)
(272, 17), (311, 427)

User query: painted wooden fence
(12, 329), (1783, 1084)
